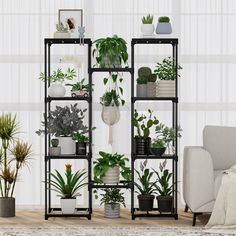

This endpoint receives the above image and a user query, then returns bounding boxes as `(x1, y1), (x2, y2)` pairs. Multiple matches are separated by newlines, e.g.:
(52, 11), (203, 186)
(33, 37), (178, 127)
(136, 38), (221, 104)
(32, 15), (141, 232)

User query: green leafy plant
(51, 138), (59, 147)
(100, 89), (125, 107)
(154, 57), (182, 81)
(93, 35), (128, 68)
(93, 151), (131, 183)
(133, 109), (159, 139)
(56, 22), (69, 32)
(100, 188), (126, 209)
(153, 160), (173, 196)
(36, 104), (89, 137)
(158, 16), (170, 23)
(142, 14), (154, 24)
(72, 132), (89, 143)
(49, 164), (87, 198)
(0, 113), (32, 198)
(66, 79), (93, 91)
(39, 68), (76, 83)
(151, 138), (166, 148)
(134, 160), (156, 196)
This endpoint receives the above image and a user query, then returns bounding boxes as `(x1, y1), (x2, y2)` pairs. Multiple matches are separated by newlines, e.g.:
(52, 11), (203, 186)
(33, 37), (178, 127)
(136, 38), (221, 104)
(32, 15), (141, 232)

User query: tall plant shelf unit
(44, 38), (93, 220)
(130, 38), (179, 220)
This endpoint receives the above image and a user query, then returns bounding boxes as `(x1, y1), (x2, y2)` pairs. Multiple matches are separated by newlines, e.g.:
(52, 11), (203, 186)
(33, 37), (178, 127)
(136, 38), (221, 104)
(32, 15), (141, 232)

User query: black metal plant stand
(130, 38), (179, 220)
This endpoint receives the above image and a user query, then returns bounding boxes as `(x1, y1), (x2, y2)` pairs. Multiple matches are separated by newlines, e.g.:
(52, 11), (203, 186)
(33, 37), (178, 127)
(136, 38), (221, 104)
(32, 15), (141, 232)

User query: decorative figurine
(78, 26), (85, 45)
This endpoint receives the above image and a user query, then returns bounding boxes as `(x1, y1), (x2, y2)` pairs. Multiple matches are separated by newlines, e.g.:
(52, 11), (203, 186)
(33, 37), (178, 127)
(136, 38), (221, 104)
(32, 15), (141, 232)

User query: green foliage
(151, 138), (166, 148)
(133, 109), (159, 139)
(93, 151), (131, 183)
(65, 79), (93, 91)
(158, 16), (170, 23)
(51, 138), (59, 147)
(142, 14), (154, 24)
(39, 68), (76, 83)
(92, 35), (128, 68)
(154, 57), (182, 80)
(148, 74), (157, 82)
(56, 22), (69, 32)
(153, 160), (173, 196)
(136, 77), (148, 85)
(100, 89), (125, 107)
(49, 164), (87, 199)
(72, 132), (89, 143)
(134, 160), (156, 196)
(36, 104), (89, 137)
(100, 188), (126, 209)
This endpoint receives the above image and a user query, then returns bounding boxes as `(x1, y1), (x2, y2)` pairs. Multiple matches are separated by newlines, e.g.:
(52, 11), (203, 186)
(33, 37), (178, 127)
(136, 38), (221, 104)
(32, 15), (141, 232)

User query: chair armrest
(183, 146), (215, 212)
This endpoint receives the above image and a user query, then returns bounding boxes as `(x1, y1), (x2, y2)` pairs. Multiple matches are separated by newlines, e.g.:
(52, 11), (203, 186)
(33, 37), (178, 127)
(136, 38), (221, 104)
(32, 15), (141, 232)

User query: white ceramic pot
(141, 24), (154, 36)
(58, 137), (75, 155)
(136, 84), (147, 97)
(101, 106), (120, 125)
(102, 166), (120, 184)
(49, 146), (61, 156)
(156, 22), (172, 34)
(104, 203), (120, 218)
(48, 84), (66, 97)
(60, 198), (76, 214)
(54, 32), (71, 38)
(157, 80), (175, 97)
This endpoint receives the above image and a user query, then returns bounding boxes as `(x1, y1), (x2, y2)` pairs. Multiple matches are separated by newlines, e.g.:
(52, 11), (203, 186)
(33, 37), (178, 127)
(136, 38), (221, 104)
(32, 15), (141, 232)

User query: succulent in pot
(93, 151), (131, 184)
(134, 160), (156, 211)
(92, 35), (128, 68)
(49, 138), (61, 156)
(133, 109), (159, 155)
(39, 68), (76, 97)
(72, 132), (88, 155)
(99, 188), (126, 218)
(136, 67), (151, 97)
(141, 14), (154, 36)
(54, 22), (70, 38)
(49, 164), (87, 214)
(150, 138), (166, 156)
(156, 16), (172, 34)
(153, 160), (174, 213)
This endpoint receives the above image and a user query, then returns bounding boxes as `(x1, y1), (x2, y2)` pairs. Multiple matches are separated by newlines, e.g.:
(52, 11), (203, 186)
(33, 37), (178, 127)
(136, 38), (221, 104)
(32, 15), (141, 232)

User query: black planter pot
(0, 197), (15, 217)
(76, 142), (87, 155)
(134, 137), (151, 155)
(157, 196), (174, 213)
(150, 147), (166, 156)
(137, 195), (154, 211)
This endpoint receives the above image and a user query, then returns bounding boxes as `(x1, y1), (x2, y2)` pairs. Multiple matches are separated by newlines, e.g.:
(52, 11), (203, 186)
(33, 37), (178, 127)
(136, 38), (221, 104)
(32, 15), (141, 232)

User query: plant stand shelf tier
(44, 38), (93, 220)
(131, 38), (179, 220)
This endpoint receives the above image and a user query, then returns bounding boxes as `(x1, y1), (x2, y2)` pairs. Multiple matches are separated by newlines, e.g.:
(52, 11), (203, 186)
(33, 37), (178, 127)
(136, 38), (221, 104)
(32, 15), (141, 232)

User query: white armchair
(183, 125), (236, 226)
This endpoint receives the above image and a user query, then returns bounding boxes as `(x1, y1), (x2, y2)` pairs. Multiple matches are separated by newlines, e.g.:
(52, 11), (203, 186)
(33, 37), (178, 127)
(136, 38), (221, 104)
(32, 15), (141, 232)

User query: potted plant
(156, 16), (172, 34)
(133, 109), (159, 155)
(136, 67), (151, 97)
(49, 164), (87, 214)
(150, 138), (166, 156)
(66, 79), (93, 97)
(72, 132), (88, 155)
(93, 151), (131, 184)
(36, 104), (89, 155)
(141, 14), (154, 36)
(154, 57), (182, 97)
(153, 160), (174, 213)
(100, 188), (126, 218)
(0, 113), (32, 217)
(147, 73), (157, 97)
(49, 138), (61, 156)
(54, 22), (71, 38)
(92, 35), (128, 68)
(134, 160), (156, 211)
(39, 68), (76, 97)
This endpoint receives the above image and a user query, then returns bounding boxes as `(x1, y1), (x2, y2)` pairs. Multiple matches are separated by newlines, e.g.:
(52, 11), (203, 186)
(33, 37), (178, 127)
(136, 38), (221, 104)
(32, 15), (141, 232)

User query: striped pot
(104, 203), (120, 218)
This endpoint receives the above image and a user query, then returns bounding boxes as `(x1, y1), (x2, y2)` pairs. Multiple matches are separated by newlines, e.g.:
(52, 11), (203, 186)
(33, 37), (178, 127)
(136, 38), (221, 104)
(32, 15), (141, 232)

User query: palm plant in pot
(72, 132), (88, 155)
(141, 14), (154, 36)
(36, 104), (89, 155)
(99, 188), (126, 218)
(93, 151), (131, 184)
(0, 113), (32, 217)
(49, 164), (87, 214)
(134, 160), (156, 211)
(153, 160), (174, 213)
(133, 109), (159, 155)
(92, 35), (128, 68)
(39, 68), (76, 97)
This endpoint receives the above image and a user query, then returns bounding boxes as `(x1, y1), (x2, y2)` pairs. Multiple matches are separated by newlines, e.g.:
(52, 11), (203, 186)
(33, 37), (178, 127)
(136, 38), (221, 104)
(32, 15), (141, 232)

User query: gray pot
(136, 84), (147, 97)
(156, 22), (172, 34)
(104, 203), (120, 218)
(49, 146), (61, 156)
(0, 197), (15, 217)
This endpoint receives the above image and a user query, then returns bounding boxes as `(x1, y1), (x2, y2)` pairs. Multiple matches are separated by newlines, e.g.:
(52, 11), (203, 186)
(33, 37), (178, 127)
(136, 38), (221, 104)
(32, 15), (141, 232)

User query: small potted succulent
(135, 161), (156, 211)
(150, 138), (166, 156)
(156, 16), (172, 34)
(93, 151), (131, 184)
(54, 22), (71, 38)
(153, 160), (174, 213)
(154, 57), (182, 97)
(133, 109), (159, 155)
(141, 14), (154, 36)
(72, 132), (88, 155)
(136, 67), (151, 97)
(100, 188), (126, 218)
(50, 164), (87, 214)
(39, 68), (76, 98)
(66, 79), (93, 97)
(92, 35), (128, 68)
(49, 138), (61, 156)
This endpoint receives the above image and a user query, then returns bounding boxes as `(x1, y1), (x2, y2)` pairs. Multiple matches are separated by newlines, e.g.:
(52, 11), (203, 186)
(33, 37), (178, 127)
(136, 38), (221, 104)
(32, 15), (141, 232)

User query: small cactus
(56, 22), (69, 32)
(142, 14), (154, 24)
(51, 138), (59, 147)
(137, 77), (148, 84)
(148, 73), (157, 82)
(158, 16), (170, 23)
(138, 67), (152, 79)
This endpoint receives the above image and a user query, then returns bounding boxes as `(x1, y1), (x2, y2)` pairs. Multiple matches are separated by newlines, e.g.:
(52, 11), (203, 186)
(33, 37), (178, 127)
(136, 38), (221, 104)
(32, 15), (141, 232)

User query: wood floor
(0, 209), (210, 228)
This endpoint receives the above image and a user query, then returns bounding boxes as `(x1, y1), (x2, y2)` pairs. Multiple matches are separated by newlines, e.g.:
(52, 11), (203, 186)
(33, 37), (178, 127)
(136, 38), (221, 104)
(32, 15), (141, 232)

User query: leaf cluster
(100, 89), (124, 107)
(142, 14), (153, 24)
(66, 79), (93, 91)
(151, 138), (166, 148)
(72, 131), (89, 143)
(158, 16), (170, 23)
(56, 22), (69, 32)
